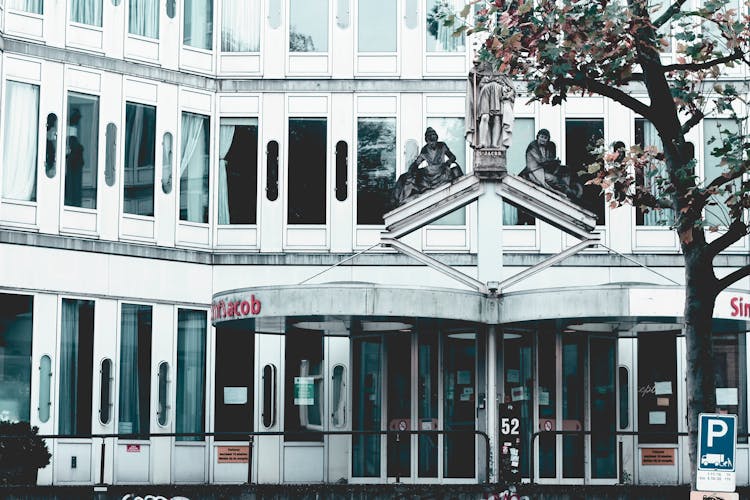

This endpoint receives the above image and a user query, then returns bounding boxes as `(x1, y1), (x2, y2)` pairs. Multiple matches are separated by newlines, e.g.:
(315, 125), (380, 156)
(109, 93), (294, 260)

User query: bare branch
(681, 109), (705, 135)
(662, 50), (747, 72)
(707, 219), (748, 258)
(717, 264), (750, 291)
(556, 77), (654, 121)
(705, 169), (744, 191)
(653, 0), (689, 28)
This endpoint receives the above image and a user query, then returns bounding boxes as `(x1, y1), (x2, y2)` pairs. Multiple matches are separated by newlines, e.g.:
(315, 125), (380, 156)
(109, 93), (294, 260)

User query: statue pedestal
(473, 148), (507, 180)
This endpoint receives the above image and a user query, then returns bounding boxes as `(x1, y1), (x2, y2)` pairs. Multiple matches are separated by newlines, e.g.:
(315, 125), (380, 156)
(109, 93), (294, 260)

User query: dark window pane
(713, 332), (748, 443)
(124, 102), (156, 216)
(284, 325), (323, 442)
(357, 118), (396, 225)
(288, 118), (327, 224)
(0, 293), (34, 423)
(65, 92), (99, 209)
(219, 119), (258, 224)
(180, 112), (210, 223)
(637, 332), (678, 444)
(215, 325), (254, 441)
(176, 309), (207, 441)
(566, 119), (604, 224)
(60, 299), (95, 435)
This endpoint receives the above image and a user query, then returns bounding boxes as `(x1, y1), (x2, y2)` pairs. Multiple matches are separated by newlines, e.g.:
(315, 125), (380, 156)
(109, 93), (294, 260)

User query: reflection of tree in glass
(426, 2), (449, 41)
(357, 119), (396, 225)
(290, 29), (315, 51)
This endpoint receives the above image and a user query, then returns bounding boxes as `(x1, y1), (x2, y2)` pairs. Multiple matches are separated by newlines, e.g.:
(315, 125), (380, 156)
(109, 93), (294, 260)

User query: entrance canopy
(211, 283), (750, 334)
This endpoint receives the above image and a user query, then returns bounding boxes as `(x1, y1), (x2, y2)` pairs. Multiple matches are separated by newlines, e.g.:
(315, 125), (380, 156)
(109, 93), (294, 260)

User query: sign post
(695, 413), (737, 494)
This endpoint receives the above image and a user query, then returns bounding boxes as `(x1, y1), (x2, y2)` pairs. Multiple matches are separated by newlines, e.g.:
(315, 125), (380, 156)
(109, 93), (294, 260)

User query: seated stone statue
(519, 129), (583, 201)
(392, 127), (463, 206)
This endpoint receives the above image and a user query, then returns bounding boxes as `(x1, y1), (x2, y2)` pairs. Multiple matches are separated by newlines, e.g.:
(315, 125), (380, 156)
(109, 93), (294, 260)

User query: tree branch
(662, 50), (747, 72)
(653, 0), (689, 28)
(707, 219), (747, 258)
(717, 264), (750, 291)
(681, 109), (705, 135)
(556, 77), (654, 121)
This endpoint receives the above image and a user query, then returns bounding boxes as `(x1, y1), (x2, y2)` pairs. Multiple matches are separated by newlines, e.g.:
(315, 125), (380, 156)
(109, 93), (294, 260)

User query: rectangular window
(118, 304), (152, 436)
(65, 92), (100, 209)
(288, 118), (327, 224)
(180, 112), (210, 223)
(0, 293), (33, 423)
(59, 299), (95, 435)
(71, 0), (102, 26)
(590, 338), (616, 478)
(352, 336), (381, 477)
(124, 102), (156, 216)
(184, 0), (214, 50)
(504, 118), (536, 225)
(2, 81), (39, 202)
(713, 332), (748, 443)
(357, 117), (396, 225)
(565, 119), (605, 224)
(8, 0), (43, 14)
(426, 0), (465, 52)
(284, 325), (323, 442)
(635, 118), (674, 226)
(637, 332), (678, 444)
(358, 0), (397, 52)
(426, 117), (465, 225)
(444, 332), (476, 478)
(703, 118), (740, 227)
(176, 309), (207, 441)
(214, 325), (254, 441)
(218, 118), (258, 224)
(221, 0), (261, 52)
(289, 0), (328, 52)
(129, 0), (159, 39)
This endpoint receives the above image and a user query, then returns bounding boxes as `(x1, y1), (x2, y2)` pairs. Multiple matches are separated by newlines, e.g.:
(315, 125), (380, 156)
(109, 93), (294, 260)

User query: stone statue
(519, 129), (583, 201)
(392, 127), (463, 206)
(466, 61), (516, 150)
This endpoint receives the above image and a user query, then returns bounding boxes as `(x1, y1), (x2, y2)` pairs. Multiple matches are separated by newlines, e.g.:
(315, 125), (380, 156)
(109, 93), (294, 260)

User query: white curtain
(176, 310), (206, 441)
(71, 0), (103, 27)
(8, 0), (43, 14)
(129, 0), (159, 39)
(642, 121), (674, 226)
(184, 0), (213, 50)
(118, 305), (140, 434)
(217, 125), (234, 224)
(180, 113), (208, 223)
(2, 82), (39, 202)
(221, 0), (260, 52)
(59, 300), (80, 435)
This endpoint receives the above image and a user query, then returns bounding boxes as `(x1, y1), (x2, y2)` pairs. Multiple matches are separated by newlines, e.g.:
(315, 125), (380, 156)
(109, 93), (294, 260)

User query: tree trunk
(683, 236), (718, 488)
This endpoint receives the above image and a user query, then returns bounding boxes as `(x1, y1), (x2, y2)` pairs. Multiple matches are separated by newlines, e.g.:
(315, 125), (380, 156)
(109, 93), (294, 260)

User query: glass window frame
(70, 0), (104, 27)
(425, 0), (466, 53)
(179, 111), (211, 224)
(183, 0), (215, 51)
(0, 293), (34, 424)
(127, 0), (160, 39)
(356, 0), (398, 54)
(117, 303), (153, 437)
(286, 116), (328, 226)
(7, 0), (43, 15)
(220, 0), (262, 53)
(64, 91), (101, 210)
(288, 0), (330, 53)
(123, 101), (157, 217)
(2, 80), (40, 203)
(217, 117), (259, 226)
(356, 115), (397, 226)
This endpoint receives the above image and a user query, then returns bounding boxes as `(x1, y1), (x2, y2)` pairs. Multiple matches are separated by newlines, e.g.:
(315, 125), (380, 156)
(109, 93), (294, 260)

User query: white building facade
(0, 0), (749, 488)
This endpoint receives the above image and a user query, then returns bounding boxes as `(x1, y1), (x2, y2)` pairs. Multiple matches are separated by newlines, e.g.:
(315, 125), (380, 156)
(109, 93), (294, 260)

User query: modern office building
(0, 0), (748, 488)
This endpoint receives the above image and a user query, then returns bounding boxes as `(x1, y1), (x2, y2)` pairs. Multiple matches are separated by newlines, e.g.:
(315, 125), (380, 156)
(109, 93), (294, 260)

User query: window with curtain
(124, 102), (156, 216)
(0, 293), (33, 423)
(180, 112), (210, 223)
(218, 118), (258, 225)
(71, 0), (103, 26)
(289, 0), (328, 52)
(7, 0), (43, 14)
(184, 0), (213, 50)
(288, 118), (327, 224)
(221, 0), (261, 52)
(713, 332), (748, 443)
(118, 304), (152, 436)
(426, 117), (465, 225)
(503, 118), (536, 225)
(59, 299), (95, 436)
(2, 81), (39, 202)
(176, 309), (206, 442)
(357, 117), (396, 225)
(128, 0), (159, 39)
(65, 92), (100, 209)
(358, 0), (396, 52)
(635, 118), (674, 226)
(426, 0), (465, 52)
(703, 117), (740, 227)
(566, 119), (605, 224)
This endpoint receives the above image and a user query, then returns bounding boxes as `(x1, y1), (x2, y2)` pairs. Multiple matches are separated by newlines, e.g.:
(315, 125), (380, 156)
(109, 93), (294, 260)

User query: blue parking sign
(698, 414), (737, 472)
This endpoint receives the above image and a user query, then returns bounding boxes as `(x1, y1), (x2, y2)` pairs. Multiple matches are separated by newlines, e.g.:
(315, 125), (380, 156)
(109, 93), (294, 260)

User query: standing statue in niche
(519, 129), (583, 201)
(392, 127), (463, 206)
(466, 61), (516, 151)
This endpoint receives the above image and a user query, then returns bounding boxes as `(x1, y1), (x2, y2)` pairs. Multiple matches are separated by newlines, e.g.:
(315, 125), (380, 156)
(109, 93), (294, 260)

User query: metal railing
(1, 429), (491, 486)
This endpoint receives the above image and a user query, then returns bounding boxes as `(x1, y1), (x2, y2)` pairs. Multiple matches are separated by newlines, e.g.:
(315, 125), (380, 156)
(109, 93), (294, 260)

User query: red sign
(217, 446), (249, 463)
(730, 296), (750, 318)
(211, 295), (261, 321)
(126, 444), (141, 453)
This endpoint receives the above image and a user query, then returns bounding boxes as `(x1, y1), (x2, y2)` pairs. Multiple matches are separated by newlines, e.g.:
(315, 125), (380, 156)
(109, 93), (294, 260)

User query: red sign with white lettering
(211, 295), (261, 322)
(126, 444), (141, 453)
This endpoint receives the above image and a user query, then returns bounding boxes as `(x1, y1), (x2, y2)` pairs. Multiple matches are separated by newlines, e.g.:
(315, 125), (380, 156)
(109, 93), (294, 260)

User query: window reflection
(65, 92), (100, 209)
(358, 0), (396, 52)
(0, 294), (33, 423)
(425, 0), (464, 52)
(426, 117), (465, 225)
(124, 102), (156, 216)
(503, 118), (536, 225)
(184, 0), (213, 50)
(565, 119), (605, 224)
(289, 0), (328, 52)
(357, 118), (396, 225)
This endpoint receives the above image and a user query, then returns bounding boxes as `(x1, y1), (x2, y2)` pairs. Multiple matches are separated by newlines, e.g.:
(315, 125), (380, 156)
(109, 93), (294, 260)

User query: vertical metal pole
(487, 325), (498, 483)
(98, 438), (105, 485)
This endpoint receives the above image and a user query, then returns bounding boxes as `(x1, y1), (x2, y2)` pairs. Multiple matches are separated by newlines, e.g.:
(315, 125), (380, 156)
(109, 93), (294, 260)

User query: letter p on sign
(708, 419), (729, 447)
